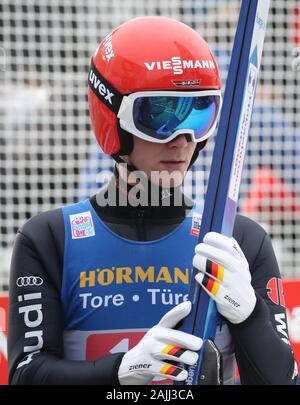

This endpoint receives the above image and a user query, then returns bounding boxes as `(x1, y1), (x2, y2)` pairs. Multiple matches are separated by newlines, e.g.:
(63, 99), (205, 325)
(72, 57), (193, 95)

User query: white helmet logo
(144, 56), (216, 75)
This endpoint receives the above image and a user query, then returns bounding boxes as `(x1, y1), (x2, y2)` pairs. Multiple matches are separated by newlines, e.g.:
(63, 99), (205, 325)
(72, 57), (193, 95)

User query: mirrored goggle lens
(133, 95), (220, 141)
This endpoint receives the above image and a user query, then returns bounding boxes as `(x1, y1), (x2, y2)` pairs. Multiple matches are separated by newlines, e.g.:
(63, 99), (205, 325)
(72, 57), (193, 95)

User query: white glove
(193, 232), (257, 324)
(118, 301), (202, 385)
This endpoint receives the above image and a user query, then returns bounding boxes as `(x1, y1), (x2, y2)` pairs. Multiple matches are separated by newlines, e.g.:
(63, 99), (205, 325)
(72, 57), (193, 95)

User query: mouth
(160, 160), (186, 169)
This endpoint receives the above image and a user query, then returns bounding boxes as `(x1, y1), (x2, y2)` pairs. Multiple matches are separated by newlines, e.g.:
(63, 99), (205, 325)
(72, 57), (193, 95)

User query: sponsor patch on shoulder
(190, 212), (201, 237)
(70, 211), (95, 239)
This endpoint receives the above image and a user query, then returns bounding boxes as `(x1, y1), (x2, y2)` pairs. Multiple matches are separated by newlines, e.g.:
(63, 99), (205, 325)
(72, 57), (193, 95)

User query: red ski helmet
(88, 16), (222, 163)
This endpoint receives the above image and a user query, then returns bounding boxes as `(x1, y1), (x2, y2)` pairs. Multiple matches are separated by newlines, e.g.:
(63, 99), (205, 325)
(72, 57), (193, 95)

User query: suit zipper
(136, 210), (146, 241)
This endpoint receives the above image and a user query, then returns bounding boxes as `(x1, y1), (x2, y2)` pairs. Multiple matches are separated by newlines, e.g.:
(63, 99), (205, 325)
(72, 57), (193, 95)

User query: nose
(167, 134), (189, 148)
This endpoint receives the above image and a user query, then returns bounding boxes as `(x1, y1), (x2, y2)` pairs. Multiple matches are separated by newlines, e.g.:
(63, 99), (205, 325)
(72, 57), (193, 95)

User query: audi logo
(16, 276), (43, 287)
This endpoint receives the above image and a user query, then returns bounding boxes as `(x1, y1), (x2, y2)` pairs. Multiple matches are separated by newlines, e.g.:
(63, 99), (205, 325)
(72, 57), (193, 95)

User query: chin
(150, 169), (185, 188)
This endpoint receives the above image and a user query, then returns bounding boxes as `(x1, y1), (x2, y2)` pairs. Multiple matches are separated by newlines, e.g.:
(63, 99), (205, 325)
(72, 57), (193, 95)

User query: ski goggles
(117, 90), (222, 144)
(88, 60), (222, 144)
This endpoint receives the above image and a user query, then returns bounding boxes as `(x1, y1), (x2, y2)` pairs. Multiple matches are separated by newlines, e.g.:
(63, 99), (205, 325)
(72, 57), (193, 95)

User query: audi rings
(16, 276), (43, 287)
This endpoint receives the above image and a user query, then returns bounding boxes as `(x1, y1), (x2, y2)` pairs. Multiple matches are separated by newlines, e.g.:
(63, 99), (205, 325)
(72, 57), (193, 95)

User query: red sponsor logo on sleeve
(266, 277), (286, 307)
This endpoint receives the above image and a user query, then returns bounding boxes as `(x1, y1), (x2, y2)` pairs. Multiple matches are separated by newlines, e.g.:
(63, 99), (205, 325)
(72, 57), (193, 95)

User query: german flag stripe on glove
(162, 345), (186, 358)
(206, 259), (224, 281)
(160, 364), (182, 377)
(202, 274), (220, 297)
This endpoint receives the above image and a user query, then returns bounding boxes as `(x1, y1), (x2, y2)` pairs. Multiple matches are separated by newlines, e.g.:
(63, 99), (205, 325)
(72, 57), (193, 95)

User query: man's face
(120, 135), (197, 187)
